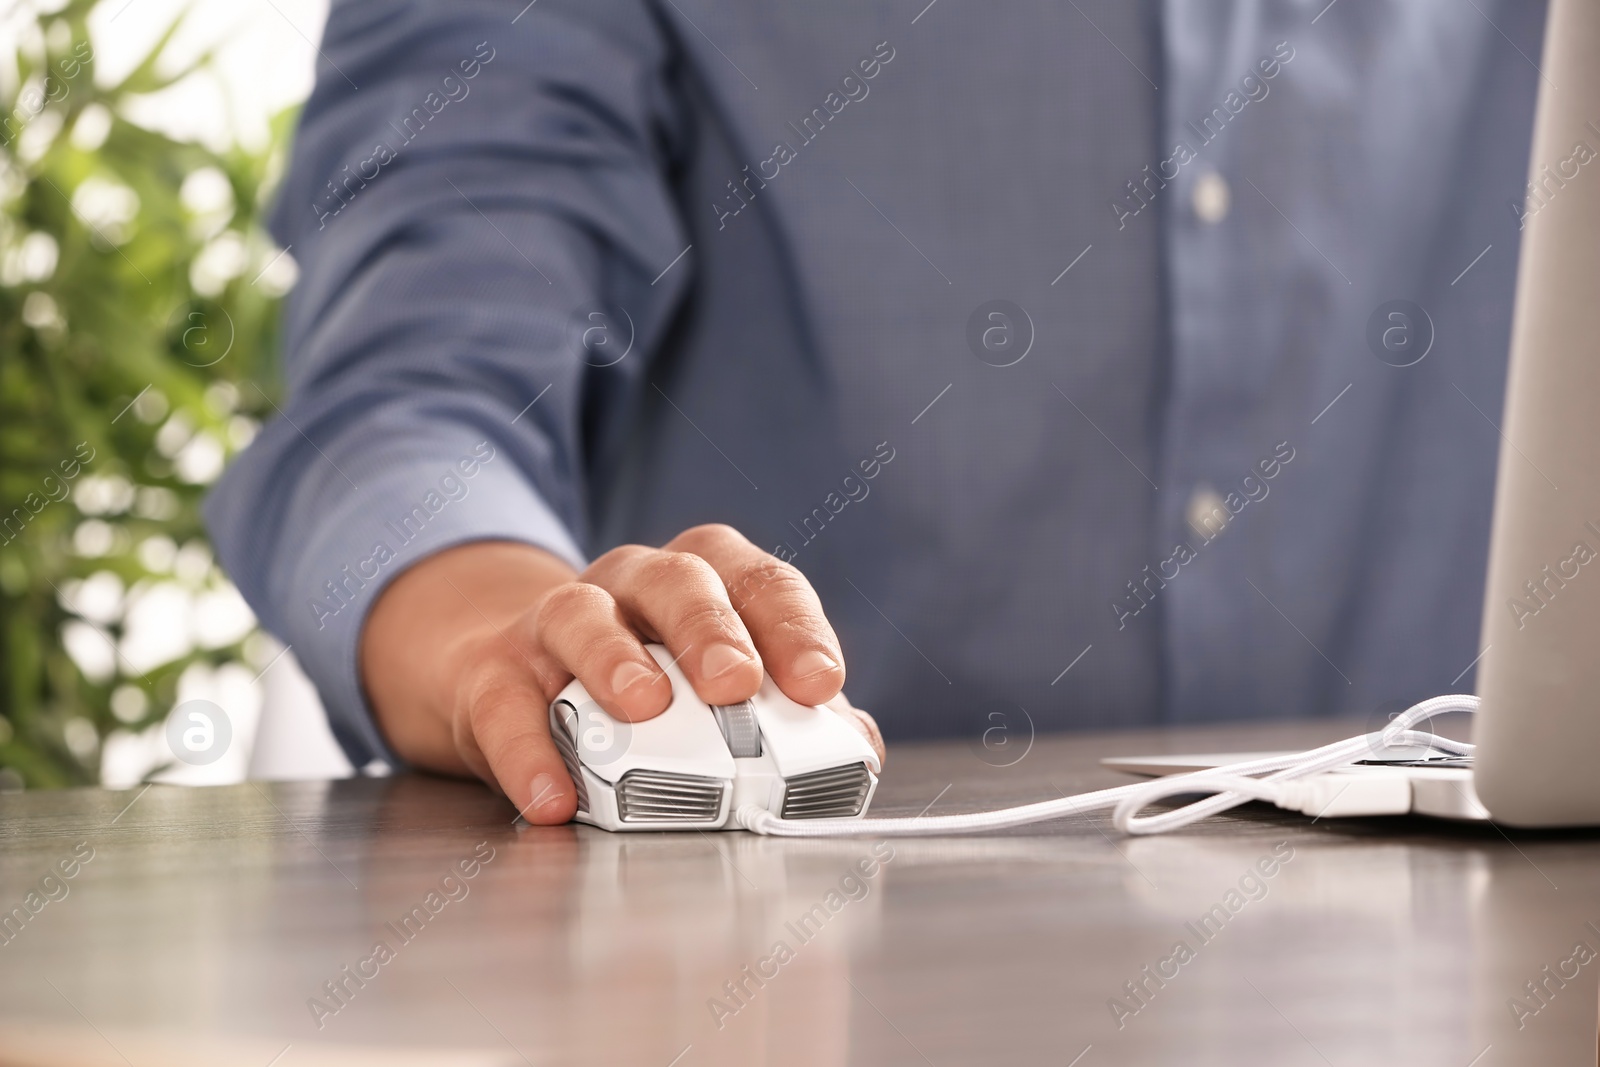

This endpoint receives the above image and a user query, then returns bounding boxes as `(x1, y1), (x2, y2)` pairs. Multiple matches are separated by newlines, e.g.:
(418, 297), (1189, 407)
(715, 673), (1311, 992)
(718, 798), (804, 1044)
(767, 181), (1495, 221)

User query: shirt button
(1192, 171), (1230, 224)
(1186, 485), (1230, 541)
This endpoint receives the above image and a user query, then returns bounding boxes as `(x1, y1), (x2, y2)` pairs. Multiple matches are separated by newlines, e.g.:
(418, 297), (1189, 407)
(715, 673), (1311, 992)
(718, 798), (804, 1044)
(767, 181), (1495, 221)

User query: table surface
(1, 718), (1597, 1067)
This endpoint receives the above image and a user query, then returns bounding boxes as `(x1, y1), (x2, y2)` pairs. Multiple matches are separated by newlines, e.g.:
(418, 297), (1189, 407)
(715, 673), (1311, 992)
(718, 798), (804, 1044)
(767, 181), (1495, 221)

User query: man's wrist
(360, 540), (578, 771)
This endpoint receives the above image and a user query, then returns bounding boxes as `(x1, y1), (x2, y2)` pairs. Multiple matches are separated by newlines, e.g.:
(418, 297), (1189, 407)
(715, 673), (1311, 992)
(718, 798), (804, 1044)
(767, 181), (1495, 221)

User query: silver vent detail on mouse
(616, 770), (726, 823)
(548, 700), (589, 814)
(781, 762), (872, 819)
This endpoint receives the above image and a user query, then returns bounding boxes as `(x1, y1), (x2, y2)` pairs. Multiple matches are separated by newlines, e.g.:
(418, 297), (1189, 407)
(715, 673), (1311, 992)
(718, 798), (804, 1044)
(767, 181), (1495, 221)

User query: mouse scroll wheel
(711, 700), (763, 758)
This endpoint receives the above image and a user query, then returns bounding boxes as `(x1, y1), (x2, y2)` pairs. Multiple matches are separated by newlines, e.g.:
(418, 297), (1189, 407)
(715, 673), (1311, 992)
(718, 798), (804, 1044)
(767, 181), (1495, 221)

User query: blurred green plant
(0, 0), (291, 788)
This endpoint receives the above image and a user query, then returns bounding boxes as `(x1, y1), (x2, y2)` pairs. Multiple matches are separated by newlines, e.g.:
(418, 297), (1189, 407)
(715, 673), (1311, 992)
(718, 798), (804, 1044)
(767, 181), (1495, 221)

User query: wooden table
(1, 718), (1596, 1066)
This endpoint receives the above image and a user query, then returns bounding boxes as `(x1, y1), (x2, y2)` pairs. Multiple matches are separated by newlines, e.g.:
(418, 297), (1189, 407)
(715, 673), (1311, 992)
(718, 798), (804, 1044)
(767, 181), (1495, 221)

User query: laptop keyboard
(1353, 755), (1473, 769)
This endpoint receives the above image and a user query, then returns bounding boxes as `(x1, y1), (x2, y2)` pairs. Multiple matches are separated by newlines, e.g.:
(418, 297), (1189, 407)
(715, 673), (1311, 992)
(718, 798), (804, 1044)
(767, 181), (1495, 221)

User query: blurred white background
(3, 0), (353, 787)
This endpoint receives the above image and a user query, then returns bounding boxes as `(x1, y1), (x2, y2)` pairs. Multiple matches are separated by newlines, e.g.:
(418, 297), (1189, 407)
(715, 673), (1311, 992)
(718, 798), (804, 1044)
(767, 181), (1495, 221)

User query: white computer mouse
(547, 644), (880, 831)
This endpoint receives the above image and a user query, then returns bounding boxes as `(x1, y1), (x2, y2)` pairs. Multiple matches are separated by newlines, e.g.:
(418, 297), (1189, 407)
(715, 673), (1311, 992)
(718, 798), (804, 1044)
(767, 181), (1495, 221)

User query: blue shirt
(206, 0), (1547, 767)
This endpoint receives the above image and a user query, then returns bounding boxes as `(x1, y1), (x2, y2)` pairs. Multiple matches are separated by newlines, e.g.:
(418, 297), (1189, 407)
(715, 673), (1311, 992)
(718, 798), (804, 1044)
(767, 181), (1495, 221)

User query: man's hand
(360, 524), (884, 824)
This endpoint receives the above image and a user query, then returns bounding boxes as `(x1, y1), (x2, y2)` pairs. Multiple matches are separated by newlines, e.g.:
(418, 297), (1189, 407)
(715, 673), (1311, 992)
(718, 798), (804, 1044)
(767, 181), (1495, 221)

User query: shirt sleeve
(204, 0), (692, 767)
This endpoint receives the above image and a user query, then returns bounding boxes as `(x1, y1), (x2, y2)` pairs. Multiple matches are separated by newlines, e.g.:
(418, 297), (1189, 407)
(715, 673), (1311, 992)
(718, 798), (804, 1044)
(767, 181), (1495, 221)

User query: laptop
(1107, 0), (1600, 828)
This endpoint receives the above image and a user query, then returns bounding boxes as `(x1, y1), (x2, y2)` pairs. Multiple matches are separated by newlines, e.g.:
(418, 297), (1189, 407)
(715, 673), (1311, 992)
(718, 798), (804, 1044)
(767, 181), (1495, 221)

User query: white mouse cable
(735, 693), (1479, 838)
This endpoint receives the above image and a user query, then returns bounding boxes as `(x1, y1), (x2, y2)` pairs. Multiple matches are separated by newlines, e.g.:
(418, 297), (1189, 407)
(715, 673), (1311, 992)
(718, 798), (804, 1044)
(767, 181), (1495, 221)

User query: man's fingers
(584, 544), (763, 705)
(669, 524), (846, 706)
(532, 580), (671, 721)
(458, 667), (578, 826)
